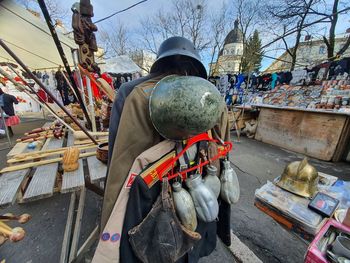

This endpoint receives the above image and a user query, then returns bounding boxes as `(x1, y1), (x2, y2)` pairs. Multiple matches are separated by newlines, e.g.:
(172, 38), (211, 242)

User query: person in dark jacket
(0, 88), (18, 136)
(102, 37), (231, 263)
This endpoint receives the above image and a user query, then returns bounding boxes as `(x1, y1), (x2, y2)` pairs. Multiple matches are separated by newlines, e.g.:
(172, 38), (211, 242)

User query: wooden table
(253, 105), (350, 162)
(0, 122), (107, 263)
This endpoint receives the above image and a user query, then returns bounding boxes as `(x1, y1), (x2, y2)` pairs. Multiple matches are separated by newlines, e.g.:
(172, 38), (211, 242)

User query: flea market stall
(0, 1), (115, 261)
(235, 59), (350, 162)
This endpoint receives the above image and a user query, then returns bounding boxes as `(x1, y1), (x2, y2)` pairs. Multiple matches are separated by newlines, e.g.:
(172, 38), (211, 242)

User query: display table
(254, 172), (340, 242)
(253, 105), (350, 162)
(0, 122), (107, 262)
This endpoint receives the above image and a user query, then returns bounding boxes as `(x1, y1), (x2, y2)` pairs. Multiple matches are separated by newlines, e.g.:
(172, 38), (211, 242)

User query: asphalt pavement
(0, 119), (349, 263)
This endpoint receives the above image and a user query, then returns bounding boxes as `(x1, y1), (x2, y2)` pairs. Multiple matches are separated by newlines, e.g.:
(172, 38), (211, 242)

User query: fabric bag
(128, 177), (201, 263)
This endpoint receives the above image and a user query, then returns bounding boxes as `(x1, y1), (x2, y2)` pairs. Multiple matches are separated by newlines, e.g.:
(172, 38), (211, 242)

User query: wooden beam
(0, 152), (96, 173)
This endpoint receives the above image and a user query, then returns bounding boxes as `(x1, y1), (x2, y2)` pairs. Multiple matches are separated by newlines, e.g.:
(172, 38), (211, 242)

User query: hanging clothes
(270, 72), (278, 89)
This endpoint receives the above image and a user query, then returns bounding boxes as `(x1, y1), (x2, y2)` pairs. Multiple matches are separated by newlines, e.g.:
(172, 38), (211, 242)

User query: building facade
(264, 36), (350, 73)
(210, 20), (244, 76)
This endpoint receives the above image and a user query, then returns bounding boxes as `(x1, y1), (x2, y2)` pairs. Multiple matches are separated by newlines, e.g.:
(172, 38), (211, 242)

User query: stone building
(210, 19), (244, 76)
(264, 36), (350, 73)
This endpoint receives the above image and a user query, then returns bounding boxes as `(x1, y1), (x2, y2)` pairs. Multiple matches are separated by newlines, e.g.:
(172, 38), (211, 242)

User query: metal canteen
(172, 182), (198, 231)
(186, 173), (219, 222)
(220, 160), (240, 204)
(203, 165), (221, 198)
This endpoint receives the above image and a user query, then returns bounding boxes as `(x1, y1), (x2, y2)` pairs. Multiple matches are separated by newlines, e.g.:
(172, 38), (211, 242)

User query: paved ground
(229, 133), (350, 263)
(0, 119), (349, 262)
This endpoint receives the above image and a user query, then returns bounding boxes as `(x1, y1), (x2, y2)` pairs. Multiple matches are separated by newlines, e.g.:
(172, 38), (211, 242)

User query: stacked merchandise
(245, 57), (350, 112)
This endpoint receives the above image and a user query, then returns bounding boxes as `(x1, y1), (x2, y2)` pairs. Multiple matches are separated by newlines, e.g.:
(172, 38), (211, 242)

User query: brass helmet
(276, 158), (319, 198)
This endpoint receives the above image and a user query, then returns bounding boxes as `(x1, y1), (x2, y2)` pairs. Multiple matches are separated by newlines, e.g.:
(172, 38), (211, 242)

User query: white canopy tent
(100, 55), (141, 74)
(0, 0), (77, 70)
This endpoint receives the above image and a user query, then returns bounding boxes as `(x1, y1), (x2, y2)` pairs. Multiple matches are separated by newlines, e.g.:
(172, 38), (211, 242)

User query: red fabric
(101, 72), (113, 86)
(82, 73), (101, 99)
(37, 88), (47, 102)
(5, 115), (20, 126)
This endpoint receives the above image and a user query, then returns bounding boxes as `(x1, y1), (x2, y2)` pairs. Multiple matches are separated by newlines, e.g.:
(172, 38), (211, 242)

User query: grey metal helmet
(149, 75), (225, 141)
(150, 36), (207, 79)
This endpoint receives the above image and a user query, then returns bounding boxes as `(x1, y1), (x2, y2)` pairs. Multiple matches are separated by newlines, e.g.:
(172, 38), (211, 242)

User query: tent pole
(0, 38), (98, 144)
(37, 0), (92, 129)
(0, 68), (75, 133)
(85, 76), (96, 132)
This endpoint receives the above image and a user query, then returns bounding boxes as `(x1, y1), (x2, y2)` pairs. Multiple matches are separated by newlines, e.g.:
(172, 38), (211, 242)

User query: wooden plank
(22, 138), (64, 202)
(60, 193), (76, 263)
(255, 108), (347, 161)
(75, 226), (99, 263)
(61, 159), (85, 193)
(67, 131), (74, 147)
(42, 122), (53, 128)
(69, 188), (86, 262)
(332, 116), (350, 162)
(87, 156), (107, 184)
(6, 142), (28, 159)
(253, 104), (350, 116)
(0, 169), (29, 207)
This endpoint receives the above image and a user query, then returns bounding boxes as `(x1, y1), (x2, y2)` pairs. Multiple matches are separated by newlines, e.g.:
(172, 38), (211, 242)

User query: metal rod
(37, 0), (92, 128)
(0, 38), (98, 144)
(0, 68), (75, 133)
(7, 64), (57, 114)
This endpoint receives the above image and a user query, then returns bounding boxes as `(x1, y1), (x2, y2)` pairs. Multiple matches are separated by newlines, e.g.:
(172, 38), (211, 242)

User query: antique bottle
(186, 173), (219, 222)
(220, 160), (240, 204)
(172, 182), (198, 231)
(203, 165), (221, 198)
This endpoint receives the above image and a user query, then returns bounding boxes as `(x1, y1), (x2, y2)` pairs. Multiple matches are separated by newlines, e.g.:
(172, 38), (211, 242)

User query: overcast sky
(21, 0), (350, 71)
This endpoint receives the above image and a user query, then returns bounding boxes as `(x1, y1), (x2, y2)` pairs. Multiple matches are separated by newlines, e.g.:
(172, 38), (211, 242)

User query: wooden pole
(0, 152), (96, 173)
(0, 67), (75, 133)
(37, 0), (92, 128)
(0, 39), (98, 145)
(8, 144), (98, 164)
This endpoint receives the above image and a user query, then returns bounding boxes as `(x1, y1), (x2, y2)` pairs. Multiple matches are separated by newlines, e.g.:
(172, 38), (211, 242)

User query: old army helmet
(149, 75), (224, 141)
(276, 158), (319, 198)
(150, 36), (207, 79)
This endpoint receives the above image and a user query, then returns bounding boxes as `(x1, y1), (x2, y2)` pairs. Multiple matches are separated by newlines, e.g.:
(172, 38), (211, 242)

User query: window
(319, 46), (326, 54)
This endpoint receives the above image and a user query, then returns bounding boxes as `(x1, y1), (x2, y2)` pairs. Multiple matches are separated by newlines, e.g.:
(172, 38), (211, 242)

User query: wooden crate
(255, 107), (348, 161)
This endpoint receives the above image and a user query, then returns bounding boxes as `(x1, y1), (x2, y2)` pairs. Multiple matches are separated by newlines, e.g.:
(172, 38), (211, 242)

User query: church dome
(224, 19), (243, 45)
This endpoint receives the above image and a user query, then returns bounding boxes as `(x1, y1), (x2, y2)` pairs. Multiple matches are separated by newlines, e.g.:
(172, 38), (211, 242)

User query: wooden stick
(0, 39), (98, 144)
(1, 152), (96, 173)
(0, 67), (76, 133)
(78, 65), (115, 101)
(12, 143), (96, 160)
(73, 131), (108, 140)
(8, 144), (98, 164)
(74, 138), (107, 145)
(0, 221), (12, 232)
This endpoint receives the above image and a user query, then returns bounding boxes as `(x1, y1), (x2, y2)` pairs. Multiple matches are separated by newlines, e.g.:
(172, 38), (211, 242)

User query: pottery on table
(96, 142), (108, 164)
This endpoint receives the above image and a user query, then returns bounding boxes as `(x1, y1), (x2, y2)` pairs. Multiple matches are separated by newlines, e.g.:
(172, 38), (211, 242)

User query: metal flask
(220, 160), (240, 204)
(172, 182), (198, 231)
(203, 165), (221, 198)
(186, 173), (219, 223)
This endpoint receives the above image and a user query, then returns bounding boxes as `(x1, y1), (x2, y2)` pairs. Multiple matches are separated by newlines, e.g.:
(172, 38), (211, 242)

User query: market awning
(100, 55), (141, 74)
(0, 0), (77, 70)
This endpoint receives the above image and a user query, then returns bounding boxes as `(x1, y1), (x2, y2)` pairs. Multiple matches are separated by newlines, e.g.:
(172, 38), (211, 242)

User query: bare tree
(268, 0), (320, 70)
(99, 21), (129, 57)
(308, 0), (350, 59)
(234, 0), (264, 72)
(136, 0), (210, 55)
(16, 0), (69, 22)
(208, 3), (231, 75)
